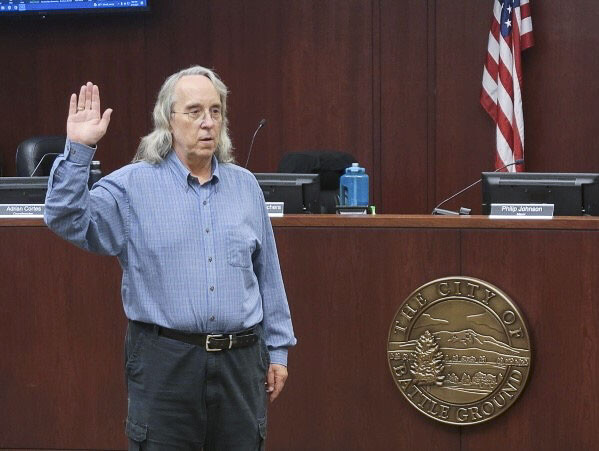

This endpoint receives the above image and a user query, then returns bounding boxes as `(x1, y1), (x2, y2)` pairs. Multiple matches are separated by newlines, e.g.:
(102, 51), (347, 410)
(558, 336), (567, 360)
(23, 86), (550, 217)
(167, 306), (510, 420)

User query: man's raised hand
(67, 82), (113, 147)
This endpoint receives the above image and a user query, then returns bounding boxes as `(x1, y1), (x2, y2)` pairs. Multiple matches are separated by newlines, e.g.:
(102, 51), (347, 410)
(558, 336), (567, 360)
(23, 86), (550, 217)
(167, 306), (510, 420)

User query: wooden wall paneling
(426, 0), (437, 216)
(2, 1), (599, 212)
(371, 0), (382, 212)
(143, 0), (212, 136)
(0, 21), (37, 177)
(76, 15), (147, 174)
(525, 0), (599, 173)
(460, 229), (599, 449)
(207, 0), (375, 176)
(380, 0), (429, 213)
(203, 0), (285, 170)
(433, 1), (495, 215)
(0, 228), (126, 449)
(0, 14), (146, 176)
(267, 227), (461, 450)
(143, 0), (284, 170)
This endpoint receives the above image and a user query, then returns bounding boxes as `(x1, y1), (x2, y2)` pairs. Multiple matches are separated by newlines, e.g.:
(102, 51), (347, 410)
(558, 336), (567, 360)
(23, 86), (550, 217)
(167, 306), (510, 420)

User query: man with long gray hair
(44, 65), (296, 450)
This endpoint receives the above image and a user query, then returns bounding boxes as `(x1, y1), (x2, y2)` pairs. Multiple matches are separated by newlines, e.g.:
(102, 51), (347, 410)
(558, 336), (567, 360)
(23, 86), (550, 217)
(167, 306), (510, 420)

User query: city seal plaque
(387, 276), (531, 425)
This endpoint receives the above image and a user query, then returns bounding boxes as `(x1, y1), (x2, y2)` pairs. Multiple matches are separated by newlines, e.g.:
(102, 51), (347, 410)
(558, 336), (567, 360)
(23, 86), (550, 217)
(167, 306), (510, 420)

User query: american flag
(481, 0), (534, 172)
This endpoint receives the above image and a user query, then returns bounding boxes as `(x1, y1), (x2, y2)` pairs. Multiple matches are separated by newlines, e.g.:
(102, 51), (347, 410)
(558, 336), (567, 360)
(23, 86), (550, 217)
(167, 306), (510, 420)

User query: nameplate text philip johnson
(489, 203), (553, 218)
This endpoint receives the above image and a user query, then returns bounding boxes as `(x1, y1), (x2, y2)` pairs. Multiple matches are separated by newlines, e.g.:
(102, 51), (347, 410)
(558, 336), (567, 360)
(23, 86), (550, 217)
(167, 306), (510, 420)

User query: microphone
(244, 119), (267, 169)
(30, 153), (60, 177)
(431, 159), (524, 215)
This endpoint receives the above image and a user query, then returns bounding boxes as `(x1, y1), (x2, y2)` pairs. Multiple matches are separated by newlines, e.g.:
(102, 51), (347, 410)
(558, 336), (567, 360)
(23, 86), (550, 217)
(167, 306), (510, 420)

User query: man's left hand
(266, 364), (288, 402)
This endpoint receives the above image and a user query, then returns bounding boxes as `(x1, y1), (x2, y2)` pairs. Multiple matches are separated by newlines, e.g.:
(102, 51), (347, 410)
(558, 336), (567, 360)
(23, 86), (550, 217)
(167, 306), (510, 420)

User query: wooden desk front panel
(267, 224), (599, 450)
(459, 230), (599, 451)
(1, 219), (598, 450)
(269, 227), (461, 450)
(0, 227), (125, 450)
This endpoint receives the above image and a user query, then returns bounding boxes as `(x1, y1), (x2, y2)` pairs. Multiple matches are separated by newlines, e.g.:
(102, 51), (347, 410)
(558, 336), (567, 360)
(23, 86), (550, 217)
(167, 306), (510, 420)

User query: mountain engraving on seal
(391, 328), (529, 366)
(390, 328), (529, 399)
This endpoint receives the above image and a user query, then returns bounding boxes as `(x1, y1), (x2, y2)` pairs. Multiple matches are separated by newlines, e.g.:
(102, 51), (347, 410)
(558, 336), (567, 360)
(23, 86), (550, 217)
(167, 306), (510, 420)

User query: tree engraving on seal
(410, 330), (445, 386)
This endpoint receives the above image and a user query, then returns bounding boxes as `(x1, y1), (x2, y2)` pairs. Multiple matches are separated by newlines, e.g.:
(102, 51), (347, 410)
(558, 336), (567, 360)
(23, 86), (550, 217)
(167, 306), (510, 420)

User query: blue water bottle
(339, 163), (369, 206)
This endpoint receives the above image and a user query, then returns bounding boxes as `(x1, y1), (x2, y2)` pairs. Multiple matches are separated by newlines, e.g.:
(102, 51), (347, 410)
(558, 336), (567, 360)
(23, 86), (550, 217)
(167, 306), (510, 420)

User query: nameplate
(336, 206), (368, 215)
(489, 203), (554, 219)
(265, 202), (284, 217)
(0, 204), (45, 218)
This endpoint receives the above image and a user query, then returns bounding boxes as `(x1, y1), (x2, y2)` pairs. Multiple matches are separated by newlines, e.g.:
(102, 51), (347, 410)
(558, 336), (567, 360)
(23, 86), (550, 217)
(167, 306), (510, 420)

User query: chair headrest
(278, 151), (357, 190)
(16, 136), (65, 177)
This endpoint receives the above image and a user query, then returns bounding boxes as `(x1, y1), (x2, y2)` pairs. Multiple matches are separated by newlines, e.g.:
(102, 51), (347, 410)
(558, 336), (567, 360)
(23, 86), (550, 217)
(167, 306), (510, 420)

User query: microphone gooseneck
(244, 119), (267, 169)
(30, 153), (61, 177)
(431, 159), (524, 215)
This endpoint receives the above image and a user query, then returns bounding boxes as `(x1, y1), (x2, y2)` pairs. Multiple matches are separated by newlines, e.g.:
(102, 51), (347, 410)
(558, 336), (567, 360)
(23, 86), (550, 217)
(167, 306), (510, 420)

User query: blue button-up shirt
(44, 140), (296, 365)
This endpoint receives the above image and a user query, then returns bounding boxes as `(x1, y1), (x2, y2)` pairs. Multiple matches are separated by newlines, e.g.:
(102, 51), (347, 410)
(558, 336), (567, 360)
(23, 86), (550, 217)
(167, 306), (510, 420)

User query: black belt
(157, 325), (258, 352)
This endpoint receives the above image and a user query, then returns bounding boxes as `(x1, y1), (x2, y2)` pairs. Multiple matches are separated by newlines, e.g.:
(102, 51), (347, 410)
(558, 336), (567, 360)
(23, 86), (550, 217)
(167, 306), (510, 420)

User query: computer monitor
(254, 173), (320, 214)
(0, 177), (48, 204)
(482, 172), (599, 216)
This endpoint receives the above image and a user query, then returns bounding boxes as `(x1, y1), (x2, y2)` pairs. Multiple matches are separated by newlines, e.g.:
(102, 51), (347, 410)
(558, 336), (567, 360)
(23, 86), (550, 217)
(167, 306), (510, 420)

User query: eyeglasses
(171, 107), (222, 122)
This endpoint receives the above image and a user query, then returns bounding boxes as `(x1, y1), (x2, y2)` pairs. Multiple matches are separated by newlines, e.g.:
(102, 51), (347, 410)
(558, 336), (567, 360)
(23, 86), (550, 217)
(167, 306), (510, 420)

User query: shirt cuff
(65, 139), (96, 166)
(268, 348), (288, 366)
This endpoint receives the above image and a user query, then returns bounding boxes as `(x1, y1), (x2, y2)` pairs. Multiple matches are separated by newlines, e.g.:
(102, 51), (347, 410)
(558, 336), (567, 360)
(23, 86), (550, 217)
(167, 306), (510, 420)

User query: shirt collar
(166, 150), (220, 191)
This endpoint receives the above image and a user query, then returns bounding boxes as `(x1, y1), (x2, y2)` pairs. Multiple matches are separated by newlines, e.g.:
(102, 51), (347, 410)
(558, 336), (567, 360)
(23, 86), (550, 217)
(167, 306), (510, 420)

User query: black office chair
(16, 136), (65, 177)
(278, 151), (357, 213)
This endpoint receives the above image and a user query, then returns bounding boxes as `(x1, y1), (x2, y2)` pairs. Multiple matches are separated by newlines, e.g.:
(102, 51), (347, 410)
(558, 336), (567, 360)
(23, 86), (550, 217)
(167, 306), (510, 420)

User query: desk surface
(4, 214), (599, 230)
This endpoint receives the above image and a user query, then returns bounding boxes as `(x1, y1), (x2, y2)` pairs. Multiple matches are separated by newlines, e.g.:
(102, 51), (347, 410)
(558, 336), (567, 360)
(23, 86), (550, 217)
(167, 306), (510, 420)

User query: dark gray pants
(125, 321), (269, 450)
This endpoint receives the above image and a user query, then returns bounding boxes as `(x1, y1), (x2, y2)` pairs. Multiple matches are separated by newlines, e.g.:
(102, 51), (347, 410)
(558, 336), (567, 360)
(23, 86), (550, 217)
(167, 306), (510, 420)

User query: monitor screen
(0, 1), (149, 16)
(0, 176), (48, 204)
(482, 172), (599, 216)
(254, 173), (321, 214)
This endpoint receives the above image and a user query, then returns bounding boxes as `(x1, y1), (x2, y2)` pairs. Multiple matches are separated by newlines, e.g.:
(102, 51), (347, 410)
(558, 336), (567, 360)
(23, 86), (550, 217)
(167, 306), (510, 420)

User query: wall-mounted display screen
(0, 1), (149, 16)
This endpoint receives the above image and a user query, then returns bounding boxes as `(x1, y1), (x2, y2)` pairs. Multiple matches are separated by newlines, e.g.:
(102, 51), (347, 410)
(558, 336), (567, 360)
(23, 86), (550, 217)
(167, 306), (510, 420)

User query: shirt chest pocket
(227, 230), (256, 268)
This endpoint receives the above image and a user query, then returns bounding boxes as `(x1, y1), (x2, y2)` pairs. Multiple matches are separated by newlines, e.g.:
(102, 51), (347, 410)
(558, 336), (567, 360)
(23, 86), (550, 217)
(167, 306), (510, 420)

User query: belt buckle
(205, 334), (233, 352)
